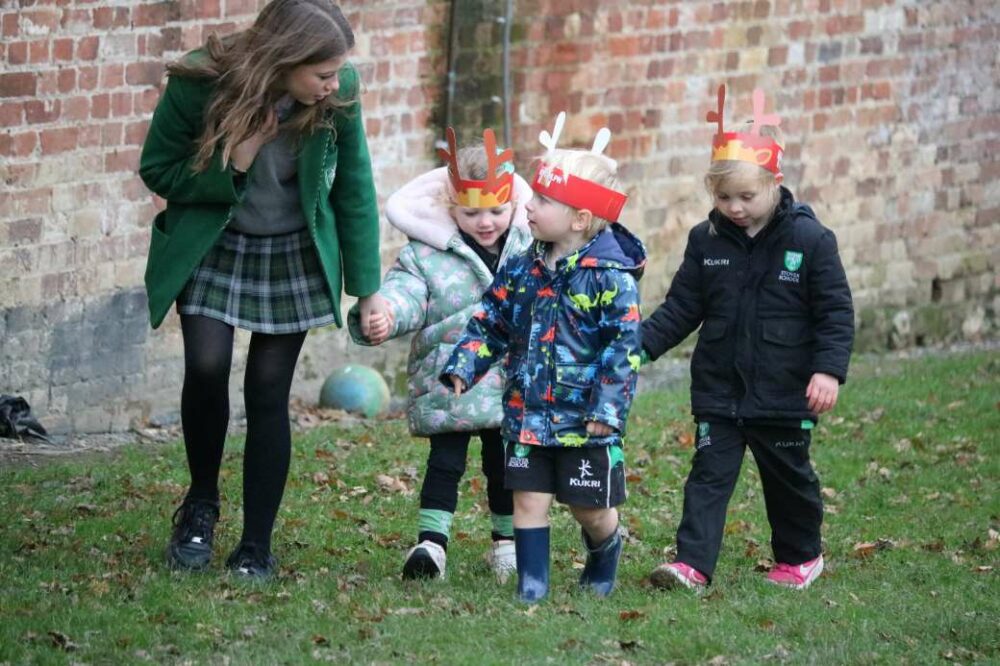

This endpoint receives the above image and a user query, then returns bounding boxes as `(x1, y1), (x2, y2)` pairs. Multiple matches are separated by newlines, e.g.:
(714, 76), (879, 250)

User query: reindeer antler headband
(530, 112), (628, 223)
(707, 84), (784, 178)
(436, 127), (514, 208)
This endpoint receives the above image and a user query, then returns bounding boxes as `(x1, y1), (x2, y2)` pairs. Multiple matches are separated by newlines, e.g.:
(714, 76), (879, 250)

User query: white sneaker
(402, 540), (447, 580)
(488, 539), (516, 583)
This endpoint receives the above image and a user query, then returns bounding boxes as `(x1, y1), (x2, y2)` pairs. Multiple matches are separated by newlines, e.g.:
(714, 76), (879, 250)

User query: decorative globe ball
(318, 365), (391, 418)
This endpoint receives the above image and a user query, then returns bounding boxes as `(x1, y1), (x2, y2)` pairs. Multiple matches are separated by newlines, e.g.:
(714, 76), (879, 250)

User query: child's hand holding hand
(447, 375), (467, 396)
(367, 312), (392, 345)
(806, 372), (839, 414)
(357, 294), (393, 343)
(586, 421), (613, 437)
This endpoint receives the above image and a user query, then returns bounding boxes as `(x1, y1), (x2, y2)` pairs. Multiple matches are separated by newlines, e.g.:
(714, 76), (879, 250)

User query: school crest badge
(784, 250), (803, 272)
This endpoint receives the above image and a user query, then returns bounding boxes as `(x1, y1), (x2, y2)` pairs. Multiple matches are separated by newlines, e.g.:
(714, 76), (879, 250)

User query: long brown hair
(167, 0), (356, 171)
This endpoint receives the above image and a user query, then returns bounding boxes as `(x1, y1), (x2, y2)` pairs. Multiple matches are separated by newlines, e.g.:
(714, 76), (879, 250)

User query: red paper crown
(530, 112), (628, 222)
(436, 127), (514, 208)
(707, 84), (784, 178)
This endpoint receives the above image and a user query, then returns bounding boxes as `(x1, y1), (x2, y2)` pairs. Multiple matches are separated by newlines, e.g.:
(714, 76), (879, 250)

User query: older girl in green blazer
(139, 0), (384, 579)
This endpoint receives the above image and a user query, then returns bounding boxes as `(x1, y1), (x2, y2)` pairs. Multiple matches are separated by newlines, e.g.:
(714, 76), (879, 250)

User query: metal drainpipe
(441, 0), (461, 150)
(441, 1), (514, 149)
(499, 0), (514, 148)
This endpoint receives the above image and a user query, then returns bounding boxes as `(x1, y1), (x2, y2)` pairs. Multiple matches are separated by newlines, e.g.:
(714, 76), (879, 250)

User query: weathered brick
(0, 73), (37, 98)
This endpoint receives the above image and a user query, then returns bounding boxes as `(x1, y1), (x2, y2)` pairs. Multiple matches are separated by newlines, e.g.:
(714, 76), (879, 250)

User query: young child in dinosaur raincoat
(442, 114), (646, 602)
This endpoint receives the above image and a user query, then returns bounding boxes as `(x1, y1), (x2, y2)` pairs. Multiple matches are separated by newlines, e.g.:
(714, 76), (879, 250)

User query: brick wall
(1, 0), (996, 433)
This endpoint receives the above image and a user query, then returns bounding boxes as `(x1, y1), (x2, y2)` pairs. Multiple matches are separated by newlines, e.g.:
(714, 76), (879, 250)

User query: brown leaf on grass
(852, 538), (896, 559)
(626, 472), (643, 483)
(468, 476), (482, 494)
(619, 639), (642, 651)
(863, 407), (885, 422)
(388, 607), (424, 616)
(759, 619), (776, 630)
(972, 565), (993, 573)
(48, 631), (77, 651)
(375, 474), (411, 495)
(707, 656), (729, 665)
(744, 538), (761, 558)
(312, 472), (331, 486)
(922, 539), (946, 552)
(724, 520), (750, 535)
(632, 448), (652, 467)
(314, 448), (335, 460)
(311, 635), (330, 646)
(754, 558), (774, 572)
(821, 487), (838, 499)
(619, 609), (645, 622)
(677, 432), (695, 448)
(945, 400), (965, 410)
(559, 638), (580, 650)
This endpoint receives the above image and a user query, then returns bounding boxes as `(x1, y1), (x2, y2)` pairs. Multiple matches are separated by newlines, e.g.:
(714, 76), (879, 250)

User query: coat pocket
(691, 318), (736, 396)
(554, 362), (597, 409)
(145, 210), (172, 275)
(757, 318), (813, 396)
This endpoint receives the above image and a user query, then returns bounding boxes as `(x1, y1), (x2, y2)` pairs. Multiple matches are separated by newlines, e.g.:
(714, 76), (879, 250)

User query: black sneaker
(226, 542), (277, 580)
(166, 499), (220, 571)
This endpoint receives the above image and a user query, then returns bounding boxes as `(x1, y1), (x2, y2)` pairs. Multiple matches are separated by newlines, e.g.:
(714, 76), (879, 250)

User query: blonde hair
(443, 142), (516, 208)
(537, 148), (622, 238)
(704, 121), (784, 196)
(704, 122), (783, 235)
(167, 0), (356, 172)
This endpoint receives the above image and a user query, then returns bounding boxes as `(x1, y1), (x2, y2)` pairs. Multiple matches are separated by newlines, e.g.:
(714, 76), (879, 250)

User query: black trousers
(675, 420), (823, 580)
(421, 428), (512, 521)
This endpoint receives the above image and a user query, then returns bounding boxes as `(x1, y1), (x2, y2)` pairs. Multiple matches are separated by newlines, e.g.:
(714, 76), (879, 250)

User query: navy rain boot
(579, 527), (623, 597)
(514, 526), (550, 604)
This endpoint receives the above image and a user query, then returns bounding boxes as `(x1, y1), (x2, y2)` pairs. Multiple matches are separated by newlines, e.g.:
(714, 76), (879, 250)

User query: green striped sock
(418, 509), (453, 539)
(491, 513), (514, 539)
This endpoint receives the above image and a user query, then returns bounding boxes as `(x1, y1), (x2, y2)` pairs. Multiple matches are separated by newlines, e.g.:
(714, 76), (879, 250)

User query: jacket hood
(533, 222), (647, 279)
(385, 166), (533, 251)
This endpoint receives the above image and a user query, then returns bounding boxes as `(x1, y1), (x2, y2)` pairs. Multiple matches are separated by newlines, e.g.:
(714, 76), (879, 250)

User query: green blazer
(139, 63), (381, 329)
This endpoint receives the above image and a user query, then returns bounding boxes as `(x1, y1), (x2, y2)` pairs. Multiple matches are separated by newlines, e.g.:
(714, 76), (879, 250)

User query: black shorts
(504, 442), (626, 508)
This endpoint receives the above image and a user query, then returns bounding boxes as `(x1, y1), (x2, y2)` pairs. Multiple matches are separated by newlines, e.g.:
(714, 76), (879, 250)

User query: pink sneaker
(766, 555), (824, 589)
(649, 562), (708, 590)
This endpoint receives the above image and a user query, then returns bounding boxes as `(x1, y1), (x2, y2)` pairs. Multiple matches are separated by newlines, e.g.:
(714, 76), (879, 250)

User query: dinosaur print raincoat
(441, 223), (646, 448)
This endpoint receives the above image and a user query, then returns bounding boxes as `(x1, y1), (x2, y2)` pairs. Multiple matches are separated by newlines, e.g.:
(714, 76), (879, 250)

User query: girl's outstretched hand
(806, 372), (839, 414)
(585, 421), (613, 437)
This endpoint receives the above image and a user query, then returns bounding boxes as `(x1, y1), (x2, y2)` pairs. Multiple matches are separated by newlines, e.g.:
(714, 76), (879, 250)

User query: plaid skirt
(177, 228), (336, 334)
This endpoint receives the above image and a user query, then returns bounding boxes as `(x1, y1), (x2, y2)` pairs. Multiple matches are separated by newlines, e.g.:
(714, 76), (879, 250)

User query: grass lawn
(1, 349), (997, 664)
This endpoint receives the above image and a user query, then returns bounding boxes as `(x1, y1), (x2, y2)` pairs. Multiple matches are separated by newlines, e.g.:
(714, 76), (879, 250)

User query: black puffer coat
(642, 188), (854, 423)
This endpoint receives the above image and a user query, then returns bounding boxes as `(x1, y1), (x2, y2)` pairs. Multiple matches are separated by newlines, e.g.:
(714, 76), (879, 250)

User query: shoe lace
(172, 500), (218, 541)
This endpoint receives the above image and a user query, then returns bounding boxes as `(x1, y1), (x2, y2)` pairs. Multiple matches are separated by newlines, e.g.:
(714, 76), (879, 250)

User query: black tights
(180, 314), (306, 550)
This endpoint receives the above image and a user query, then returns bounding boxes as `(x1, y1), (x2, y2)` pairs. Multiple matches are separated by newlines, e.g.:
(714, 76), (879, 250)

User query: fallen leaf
(724, 520), (750, 535)
(48, 631), (77, 652)
(677, 432), (694, 448)
(619, 610), (645, 622)
(375, 474), (411, 494)
(972, 565), (992, 573)
(821, 487), (838, 499)
(619, 639), (642, 651)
